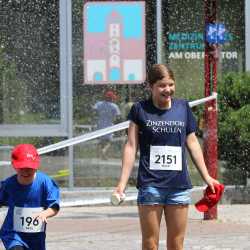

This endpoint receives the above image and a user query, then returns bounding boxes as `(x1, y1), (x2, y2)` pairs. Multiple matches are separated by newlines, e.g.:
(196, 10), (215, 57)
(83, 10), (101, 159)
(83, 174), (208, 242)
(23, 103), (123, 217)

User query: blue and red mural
(83, 1), (145, 84)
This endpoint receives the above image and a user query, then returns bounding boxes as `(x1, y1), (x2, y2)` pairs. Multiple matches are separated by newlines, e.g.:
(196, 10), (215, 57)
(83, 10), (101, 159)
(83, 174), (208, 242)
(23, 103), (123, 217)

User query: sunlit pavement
(1, 205), (250, 250)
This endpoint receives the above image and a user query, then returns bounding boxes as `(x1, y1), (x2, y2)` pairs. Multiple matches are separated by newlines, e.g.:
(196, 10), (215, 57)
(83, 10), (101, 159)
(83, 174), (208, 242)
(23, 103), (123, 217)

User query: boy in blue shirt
(0, 144), (60, 250)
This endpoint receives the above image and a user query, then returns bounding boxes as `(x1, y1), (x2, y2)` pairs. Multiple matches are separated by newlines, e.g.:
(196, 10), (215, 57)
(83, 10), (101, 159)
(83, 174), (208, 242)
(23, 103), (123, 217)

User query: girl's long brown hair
(147, 64), (175, 85)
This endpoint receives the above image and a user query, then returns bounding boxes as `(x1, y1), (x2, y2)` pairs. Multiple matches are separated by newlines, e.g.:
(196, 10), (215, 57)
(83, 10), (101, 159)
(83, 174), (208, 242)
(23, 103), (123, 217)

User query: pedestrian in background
(93, 90), (121, 159)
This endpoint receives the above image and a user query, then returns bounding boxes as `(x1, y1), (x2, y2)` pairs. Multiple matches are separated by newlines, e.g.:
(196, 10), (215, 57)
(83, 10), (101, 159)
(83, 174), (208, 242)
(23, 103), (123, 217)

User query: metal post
(60, 0), (74, 188)
(204, 0), (218, 220)
(67, 0), (74, 189)
(156, 0), (162, 63)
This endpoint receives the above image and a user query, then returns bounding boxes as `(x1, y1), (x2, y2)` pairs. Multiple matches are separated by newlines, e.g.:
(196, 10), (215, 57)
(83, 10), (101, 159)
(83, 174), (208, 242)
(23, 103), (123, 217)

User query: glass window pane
(0, 0), (60, 125)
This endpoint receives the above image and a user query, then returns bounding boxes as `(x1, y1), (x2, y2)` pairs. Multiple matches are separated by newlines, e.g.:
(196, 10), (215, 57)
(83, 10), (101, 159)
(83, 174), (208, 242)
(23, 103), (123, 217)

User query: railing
(0, 93), (218, 206)
(0, 92), (217, 166)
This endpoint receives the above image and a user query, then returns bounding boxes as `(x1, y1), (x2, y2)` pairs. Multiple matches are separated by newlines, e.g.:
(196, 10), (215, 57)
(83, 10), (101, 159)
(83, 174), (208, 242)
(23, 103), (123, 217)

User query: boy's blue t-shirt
(128, 98), (197, 189)
(0, 171), (60, 250)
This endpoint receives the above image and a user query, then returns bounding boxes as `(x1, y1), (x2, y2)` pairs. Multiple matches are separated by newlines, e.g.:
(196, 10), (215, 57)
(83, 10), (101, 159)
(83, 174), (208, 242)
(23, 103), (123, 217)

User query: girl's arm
(114, 121), (139, 195)
(186, 132), (220, 193)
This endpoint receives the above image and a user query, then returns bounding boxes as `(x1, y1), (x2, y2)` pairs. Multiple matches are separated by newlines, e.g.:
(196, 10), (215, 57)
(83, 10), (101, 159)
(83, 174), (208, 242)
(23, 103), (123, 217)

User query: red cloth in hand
(195, 183), (225, 212)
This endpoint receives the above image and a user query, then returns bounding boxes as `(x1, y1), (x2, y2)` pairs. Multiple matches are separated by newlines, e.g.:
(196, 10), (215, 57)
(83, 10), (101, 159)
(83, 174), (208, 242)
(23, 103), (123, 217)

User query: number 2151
(154, 154), (176, 164)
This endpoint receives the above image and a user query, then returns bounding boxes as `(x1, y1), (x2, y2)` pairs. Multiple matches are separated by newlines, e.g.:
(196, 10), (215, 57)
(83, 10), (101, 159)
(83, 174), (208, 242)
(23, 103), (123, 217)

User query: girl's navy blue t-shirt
(128, 98), (197, 189)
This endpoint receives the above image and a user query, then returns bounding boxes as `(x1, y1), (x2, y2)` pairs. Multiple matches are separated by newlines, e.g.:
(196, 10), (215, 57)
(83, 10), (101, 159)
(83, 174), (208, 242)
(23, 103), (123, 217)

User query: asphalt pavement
(1, 204), (250, 250)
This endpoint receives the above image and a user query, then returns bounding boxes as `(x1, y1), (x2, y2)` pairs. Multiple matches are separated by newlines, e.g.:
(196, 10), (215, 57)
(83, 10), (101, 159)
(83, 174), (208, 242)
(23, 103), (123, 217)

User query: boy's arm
(0, 181), (8, 207)
(36, 177), (60, 223)
(35, 205), (59, 223)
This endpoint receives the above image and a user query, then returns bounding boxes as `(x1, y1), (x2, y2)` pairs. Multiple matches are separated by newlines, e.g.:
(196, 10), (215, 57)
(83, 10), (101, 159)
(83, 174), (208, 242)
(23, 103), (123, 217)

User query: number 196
(20, 216), (39, 227)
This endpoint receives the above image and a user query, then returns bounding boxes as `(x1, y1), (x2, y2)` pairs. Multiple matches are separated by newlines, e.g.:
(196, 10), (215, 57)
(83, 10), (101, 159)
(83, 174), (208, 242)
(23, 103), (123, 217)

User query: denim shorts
(137, 186), (191, 205)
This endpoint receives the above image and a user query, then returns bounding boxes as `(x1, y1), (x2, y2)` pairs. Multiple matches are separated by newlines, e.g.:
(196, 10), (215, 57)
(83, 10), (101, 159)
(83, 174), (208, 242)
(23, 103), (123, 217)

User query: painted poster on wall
(83, 1), (145, 84)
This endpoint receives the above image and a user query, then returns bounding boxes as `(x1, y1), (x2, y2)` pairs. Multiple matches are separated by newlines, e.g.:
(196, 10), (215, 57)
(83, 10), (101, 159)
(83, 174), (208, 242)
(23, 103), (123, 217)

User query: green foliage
(218, 72), (250, 184)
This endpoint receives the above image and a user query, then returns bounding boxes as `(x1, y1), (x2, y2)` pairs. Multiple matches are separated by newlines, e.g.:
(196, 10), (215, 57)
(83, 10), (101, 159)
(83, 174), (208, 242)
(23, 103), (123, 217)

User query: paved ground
(1, 205), (250, 250)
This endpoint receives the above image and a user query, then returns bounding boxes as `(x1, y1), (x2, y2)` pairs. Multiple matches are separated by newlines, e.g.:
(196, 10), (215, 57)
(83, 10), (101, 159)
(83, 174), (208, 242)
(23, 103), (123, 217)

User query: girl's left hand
(204, 175), (220, 193)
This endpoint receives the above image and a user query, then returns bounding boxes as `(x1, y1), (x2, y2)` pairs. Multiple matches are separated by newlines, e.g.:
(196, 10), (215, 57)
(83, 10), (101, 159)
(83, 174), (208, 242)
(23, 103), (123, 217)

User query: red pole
(203, 0), (218, 220)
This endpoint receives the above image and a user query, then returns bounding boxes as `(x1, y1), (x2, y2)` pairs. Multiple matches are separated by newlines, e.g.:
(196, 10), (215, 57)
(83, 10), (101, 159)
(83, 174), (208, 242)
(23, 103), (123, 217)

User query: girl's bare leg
(138, 205), (164, 250)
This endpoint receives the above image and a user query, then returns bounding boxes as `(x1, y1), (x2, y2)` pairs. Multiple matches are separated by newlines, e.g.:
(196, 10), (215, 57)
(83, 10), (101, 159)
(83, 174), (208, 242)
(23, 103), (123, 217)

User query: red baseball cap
(11, 144), (40, 169)
(195, 183), (225, 212)
(104, 90), (118, 101)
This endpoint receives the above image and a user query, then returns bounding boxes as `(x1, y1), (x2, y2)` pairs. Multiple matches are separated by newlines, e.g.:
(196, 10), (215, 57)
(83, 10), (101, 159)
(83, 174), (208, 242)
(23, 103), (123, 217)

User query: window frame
(0, 0), (72, 137)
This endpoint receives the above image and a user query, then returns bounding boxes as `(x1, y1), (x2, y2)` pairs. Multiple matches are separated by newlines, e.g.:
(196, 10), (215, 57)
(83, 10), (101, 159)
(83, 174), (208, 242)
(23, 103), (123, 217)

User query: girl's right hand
(111, 192), (126, 205)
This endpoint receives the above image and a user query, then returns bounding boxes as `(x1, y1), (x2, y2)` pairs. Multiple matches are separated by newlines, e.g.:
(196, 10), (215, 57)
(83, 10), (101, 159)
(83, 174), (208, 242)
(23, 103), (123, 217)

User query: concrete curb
(60, 185), (250, 207)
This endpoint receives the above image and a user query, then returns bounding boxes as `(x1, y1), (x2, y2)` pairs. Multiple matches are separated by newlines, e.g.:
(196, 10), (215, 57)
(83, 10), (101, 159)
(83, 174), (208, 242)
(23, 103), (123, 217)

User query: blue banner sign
(206, 23), (226, 44)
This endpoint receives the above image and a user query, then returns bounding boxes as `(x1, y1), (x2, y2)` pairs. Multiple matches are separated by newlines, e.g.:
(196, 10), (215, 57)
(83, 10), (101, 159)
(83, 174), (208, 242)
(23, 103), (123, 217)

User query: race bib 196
(149, 145), (182, 171)
(13, 207), (45, 233)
